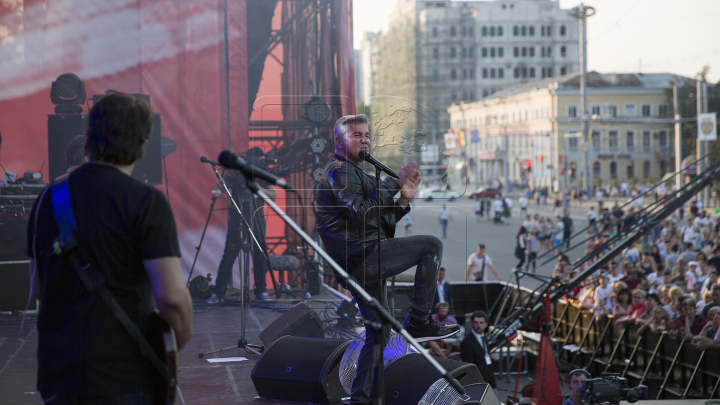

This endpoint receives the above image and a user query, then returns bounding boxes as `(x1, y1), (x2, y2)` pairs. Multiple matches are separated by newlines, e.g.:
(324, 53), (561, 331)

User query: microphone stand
(372, 166), (386, 404)
(243, 180), (470, 405)
(197, 165), (271, 357)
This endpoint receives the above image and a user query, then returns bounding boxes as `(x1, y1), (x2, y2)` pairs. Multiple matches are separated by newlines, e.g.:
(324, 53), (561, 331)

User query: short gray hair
(334, 114), (369, 141)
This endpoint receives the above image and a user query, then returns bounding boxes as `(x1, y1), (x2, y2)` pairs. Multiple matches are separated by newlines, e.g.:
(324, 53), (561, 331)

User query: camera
(582, 374), (648, 405)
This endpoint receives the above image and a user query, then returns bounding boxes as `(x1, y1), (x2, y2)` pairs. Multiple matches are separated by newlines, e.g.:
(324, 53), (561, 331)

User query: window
(593, 161), (601, 178)
(483, 68), (488, 78)
(547, 67), (553, 77)
(469, 27), (474, 37)
(469, 68), (474, 79)
(541, 47), (546, 57)
(610, 161), (618, 179)
(482, 47), (488, 57)
(642, 130), (651, 151)
(608, 105), (618, 117)
(660, 161), (668, 176)
(591, 105), (601, 116)
(450, 26), (456, 36)
(451, 47), (457, 58)
(529, 67), (535, 78)
(658, 104), (669, 116)
(561, 46), (566, 56)
(498, 26), (503, 36)
(641, 103), (652, 117)
(547, 46), (553, 57)
(433, 47), (439, 58)
(514, 67), (519, 78)
(483, 89), (489, 97)
(482, 26), (487, 36)
(514, 26), (519, 36)
(521, 26), (527, 36)
(432, 27), (438, 37)
(529, 26), (535, 36)
(462, 89), (467, 100)
(659, 131), (668, 149)
(498, 47), (504, 57)
(592, 130), (601, 150)
(560, 25), (566, 36)
(470, 90), (474, 100)
(569, 137), (578, 152)
(541, 26), (545, 36)
(626, 131), (634, 151)
(469, 47), (474, 57)
(609, 130), (618, 151)
(627, 161), (635, 179)
(530, 47), (535, 57)
(462, 26), (467, 37)
(547, 26), (552, 36)
(490, 26), (495, 36)
(624, 103), (637, 116)
(498, 68), (504, 78)
(560, 66), (567, 75)
(567, 105), (578, 117)
(643, 161), (651, 179)
(522, 66), (527, 78)
(451, 69), (457, 79)
(522, 47), (527, 57)
(514, 47), (519, 57)
(490, 68), (496, 78)
(490, 47), (495, 57)
(463, 68), (467, 79)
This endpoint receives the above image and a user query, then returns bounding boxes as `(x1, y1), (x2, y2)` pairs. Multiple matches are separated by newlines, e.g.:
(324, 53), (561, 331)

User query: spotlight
(309, 137), (328, 154)
(311, 166), (324, 183)
(302, 96), (330, 125)
(51, 73), (86, 114)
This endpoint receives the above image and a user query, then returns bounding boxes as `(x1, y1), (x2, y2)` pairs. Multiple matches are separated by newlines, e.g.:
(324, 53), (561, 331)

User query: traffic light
(570, 162), (577, 180)
(560, 167), (565, 175)
(526, 160), (532, 172)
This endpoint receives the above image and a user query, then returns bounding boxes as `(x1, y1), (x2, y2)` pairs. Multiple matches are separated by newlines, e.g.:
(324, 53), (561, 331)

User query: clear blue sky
(353, 0), (720, 82)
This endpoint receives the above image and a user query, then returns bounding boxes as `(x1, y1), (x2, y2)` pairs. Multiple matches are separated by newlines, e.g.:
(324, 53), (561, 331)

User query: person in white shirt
(522, 215), (532, 230)
(493, 196), (503, 223)
(518, 196), (527, 218)
(635, 195), (644, 211)
(682, 218), (695, 246)
(475, 199), (482, 222)
(465, 244), (501, 282)
(588, 207), (597, 225)
(554, 216), (565, 251)
(438, 204), (453, 238)
(595, 189), (604, 210)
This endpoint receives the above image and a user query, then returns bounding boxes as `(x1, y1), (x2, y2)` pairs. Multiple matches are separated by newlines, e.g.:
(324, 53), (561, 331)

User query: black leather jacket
(315, 154), (409, 269)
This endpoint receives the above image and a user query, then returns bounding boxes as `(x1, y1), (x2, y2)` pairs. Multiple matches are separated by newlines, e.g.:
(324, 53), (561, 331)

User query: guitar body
(147, 312), (179, 405)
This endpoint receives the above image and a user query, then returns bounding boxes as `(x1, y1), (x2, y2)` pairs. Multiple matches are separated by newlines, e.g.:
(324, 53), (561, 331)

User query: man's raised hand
(397, 161), (418, 187)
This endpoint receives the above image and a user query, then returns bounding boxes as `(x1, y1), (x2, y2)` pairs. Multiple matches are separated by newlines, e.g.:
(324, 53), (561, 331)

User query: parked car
(468, 187), (502, 199)
(418, 187), (460, 201)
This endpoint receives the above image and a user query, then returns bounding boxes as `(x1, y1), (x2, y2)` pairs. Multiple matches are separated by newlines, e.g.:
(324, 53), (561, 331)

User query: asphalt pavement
(398, 191), (591, 291)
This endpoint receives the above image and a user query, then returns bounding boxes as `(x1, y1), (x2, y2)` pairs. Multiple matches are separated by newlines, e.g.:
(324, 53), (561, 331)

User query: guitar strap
(50, 176), (175, 389)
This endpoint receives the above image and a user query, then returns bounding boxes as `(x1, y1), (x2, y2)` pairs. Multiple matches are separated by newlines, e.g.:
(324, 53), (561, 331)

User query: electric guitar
(147, 312), (179, 405)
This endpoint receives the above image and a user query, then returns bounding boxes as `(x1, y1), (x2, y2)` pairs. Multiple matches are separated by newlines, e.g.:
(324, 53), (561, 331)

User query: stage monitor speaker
(258, 302), (326, 345)
(384, 353), (484, 405)
(251, 335), (350, 404)
(47, 113), (162, 185)
(0, 218), (28, 261)
(0, 261), (31, 311)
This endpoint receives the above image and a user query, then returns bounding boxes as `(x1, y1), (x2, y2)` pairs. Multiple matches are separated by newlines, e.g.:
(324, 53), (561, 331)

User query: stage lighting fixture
(311, 166), (324, 183)
(51, 73), (87, 114)
(302, 96), (330, 125)
(309, 137), (328, 154)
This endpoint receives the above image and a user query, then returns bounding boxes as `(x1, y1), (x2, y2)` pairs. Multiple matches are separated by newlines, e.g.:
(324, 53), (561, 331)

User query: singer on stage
(315, 114), (460, 404)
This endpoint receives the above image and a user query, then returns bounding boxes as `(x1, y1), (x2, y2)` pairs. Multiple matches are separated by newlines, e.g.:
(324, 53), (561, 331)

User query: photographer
(563, 369), (590, 405)
(208, 147), (277, 303)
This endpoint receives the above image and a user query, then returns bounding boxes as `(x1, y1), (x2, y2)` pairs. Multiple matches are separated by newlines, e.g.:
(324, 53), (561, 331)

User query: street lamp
(570, 3), (596, 196)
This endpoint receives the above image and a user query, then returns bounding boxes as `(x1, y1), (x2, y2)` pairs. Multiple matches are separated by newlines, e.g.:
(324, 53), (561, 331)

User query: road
(396, 192), (592, 291)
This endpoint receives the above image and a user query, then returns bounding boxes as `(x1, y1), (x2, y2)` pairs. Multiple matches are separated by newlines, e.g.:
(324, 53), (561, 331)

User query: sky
(353, 0), (720, 83)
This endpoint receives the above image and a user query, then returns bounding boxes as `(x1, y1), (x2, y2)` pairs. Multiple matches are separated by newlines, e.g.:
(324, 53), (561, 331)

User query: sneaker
(403, 316), (460, 342)
(255, 292), (272, 301)
(206, 293), (219, 304)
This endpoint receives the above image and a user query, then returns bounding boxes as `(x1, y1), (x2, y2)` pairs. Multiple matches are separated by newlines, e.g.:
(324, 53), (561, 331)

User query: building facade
(447, 72), (693, 189)
(364, 0), (580, 169)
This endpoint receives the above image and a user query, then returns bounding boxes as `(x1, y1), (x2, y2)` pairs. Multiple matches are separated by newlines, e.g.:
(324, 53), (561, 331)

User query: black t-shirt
(562, 216), (573, 235)
(26, 163), (180, 398)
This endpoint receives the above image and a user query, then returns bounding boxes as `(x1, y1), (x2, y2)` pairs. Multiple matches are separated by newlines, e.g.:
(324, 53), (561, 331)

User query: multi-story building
(365, 0), (580, 168)
(447, 72), (693, 189)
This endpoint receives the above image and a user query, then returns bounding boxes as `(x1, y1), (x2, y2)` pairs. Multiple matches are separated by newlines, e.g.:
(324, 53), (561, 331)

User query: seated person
(427, 302), (459, 358)
(673, 296), (707, 340)
(562, 369), (591, 405)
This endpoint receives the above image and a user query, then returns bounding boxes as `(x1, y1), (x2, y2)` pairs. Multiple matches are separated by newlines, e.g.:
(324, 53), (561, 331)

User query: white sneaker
(206, 293), (219, 304)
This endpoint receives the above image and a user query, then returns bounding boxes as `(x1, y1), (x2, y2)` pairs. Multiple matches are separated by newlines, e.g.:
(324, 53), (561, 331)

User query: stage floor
(0, 285), (538, 404)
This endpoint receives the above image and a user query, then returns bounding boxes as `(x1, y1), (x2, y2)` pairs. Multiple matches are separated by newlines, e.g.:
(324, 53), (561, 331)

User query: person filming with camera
(563, 369), (590, 405)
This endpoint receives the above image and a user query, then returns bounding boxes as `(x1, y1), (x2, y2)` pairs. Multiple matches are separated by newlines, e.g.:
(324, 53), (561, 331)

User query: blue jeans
(40, 390), (155, 404)
(441, 219), (448, 236)
(215, 205), (268, 299)
(335, 235), (443, 404)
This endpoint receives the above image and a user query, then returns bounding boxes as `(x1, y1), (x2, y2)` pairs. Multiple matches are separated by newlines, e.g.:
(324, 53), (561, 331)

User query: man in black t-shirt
(562, 210), (574, 249)
(27, 93), (193, 404)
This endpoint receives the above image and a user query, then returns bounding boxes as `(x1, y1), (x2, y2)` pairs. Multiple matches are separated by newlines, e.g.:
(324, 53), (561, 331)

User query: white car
(417, 187), (460, 201)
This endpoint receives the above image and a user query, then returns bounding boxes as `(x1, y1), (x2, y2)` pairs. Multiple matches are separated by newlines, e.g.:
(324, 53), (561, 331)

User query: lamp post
(570, 3), (596, 196)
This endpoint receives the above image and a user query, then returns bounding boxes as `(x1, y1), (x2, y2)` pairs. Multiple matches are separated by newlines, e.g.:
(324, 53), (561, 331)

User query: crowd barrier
(552, 300), (720, 399)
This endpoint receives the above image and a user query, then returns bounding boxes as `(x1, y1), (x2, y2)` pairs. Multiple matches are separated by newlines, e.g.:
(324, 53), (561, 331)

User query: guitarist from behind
(27, 92), (193, 404)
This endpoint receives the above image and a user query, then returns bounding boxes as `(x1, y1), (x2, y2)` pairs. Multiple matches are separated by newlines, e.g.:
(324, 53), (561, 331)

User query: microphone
(200, 156), (221, 166)
(218, 150), (292, 190)
(358, 150), (399, 179)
